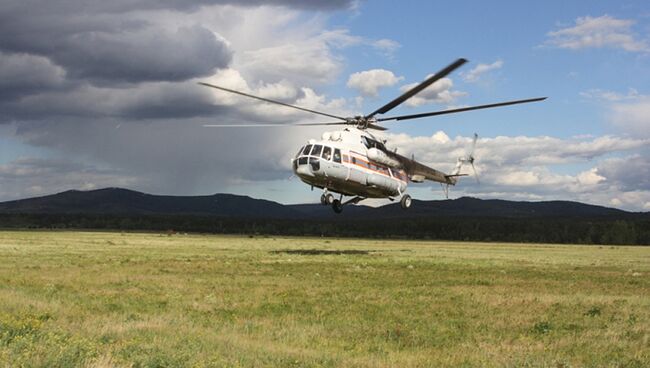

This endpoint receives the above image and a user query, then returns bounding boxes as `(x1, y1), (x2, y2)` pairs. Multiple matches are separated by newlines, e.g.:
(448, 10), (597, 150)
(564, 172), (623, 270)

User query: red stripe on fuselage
(343, 151), (407, 183)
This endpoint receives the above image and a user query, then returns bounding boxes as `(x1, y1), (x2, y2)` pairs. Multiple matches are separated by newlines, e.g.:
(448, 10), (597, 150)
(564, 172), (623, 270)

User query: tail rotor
(459, 133), (480, 184)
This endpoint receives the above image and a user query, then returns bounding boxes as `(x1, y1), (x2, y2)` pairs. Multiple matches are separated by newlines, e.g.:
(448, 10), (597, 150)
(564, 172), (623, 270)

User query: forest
(1, 213), (648, 245)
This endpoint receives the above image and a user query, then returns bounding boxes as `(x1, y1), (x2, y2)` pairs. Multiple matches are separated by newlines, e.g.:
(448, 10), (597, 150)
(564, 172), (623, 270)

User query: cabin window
(311, 144), (323, 157)
(333, 149), (341, 163)
(322, 146), (332, 161)
(302, 145), (312, 155)
(361, 136), (386, 150)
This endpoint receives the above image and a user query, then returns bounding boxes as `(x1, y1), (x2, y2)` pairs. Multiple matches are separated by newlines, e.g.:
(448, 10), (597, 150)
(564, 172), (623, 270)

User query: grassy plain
(0, 231), (648, 367)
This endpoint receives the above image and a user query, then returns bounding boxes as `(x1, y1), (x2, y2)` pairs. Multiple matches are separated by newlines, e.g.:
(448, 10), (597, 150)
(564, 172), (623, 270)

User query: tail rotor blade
(471, 162), (480, 184)
(469, 133), (478, 157)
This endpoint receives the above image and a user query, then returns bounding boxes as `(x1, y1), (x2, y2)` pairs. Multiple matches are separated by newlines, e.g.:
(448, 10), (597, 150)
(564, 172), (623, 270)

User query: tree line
(0, 213), (648, 245)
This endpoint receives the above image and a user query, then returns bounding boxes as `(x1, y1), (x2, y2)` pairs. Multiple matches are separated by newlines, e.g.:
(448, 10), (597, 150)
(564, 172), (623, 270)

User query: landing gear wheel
(400, 194), (412, 209)
(326, 194), (334, 204)
(332, 199), (343, 214)
(321, 193), (334, 205)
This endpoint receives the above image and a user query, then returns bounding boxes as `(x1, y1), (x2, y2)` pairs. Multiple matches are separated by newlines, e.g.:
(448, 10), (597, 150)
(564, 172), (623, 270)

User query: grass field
(0, 231), (648, 367)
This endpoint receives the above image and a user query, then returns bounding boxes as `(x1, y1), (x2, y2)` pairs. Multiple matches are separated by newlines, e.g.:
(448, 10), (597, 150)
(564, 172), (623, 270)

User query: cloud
(385, 132), (648, 168)
(346, 69), (403, 97)
(545, 15), (649, 52)
(240, 29), (396, 85)
(372, 38), (400, 58)
(580, 88), (640, 102)
(0, 2), (363, 203)
(379, 131), (650, 210)
(461, 60), (503, 82)
(240, 36), (345, 85)
(597, 155), (650, 192)
(0, 52), (66, 100)
(581, 88), (650, 137)
(399, 77), (467, 107)
(0, 157), (139, 200)
(609, 98), (650, 137)
(0, 0), (355, 16)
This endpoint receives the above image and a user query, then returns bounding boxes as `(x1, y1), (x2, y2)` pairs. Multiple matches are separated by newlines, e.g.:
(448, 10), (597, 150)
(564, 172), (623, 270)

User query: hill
(0, 188), (299, 218)
(0, 187), (642, 219)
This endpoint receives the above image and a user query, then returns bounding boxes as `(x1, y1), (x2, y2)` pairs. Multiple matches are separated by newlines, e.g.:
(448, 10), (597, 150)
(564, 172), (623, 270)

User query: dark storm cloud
(10, 118), (308, 195)
(0, 52), (67, 100)
(0, 19), (232, 85)
(0, 0), (354, 114)
(53, 25), (232, 84)
(0, 1), (352, 200)
(0, 0), (354, 15)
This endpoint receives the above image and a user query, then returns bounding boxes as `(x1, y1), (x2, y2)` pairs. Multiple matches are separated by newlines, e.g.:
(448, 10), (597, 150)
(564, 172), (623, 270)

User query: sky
(1, 0), (649, 210)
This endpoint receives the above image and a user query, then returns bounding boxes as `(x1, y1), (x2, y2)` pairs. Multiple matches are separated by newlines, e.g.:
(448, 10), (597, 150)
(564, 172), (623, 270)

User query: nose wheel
(400, 194), (412, 209)
(332, 199), (343, 213)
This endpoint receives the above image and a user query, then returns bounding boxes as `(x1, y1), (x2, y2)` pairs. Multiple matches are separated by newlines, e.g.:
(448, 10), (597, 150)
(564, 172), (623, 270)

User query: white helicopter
(200, 58), (545, 213)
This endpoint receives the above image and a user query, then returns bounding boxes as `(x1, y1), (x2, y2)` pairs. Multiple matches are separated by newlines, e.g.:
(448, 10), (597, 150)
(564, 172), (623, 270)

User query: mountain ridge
(0, 187), (644, 219)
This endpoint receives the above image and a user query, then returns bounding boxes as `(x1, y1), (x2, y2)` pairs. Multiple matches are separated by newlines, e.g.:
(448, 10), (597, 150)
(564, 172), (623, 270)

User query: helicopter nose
(295, 157), (315, 177)
(296, 165), (314, 177)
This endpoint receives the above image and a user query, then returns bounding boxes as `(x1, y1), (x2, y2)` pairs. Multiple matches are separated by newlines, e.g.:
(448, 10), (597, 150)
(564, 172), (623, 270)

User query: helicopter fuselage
(292, 128), (408, 199)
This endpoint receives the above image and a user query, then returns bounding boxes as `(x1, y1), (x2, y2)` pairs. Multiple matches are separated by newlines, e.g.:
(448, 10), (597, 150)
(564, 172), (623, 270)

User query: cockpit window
(361, 136), (371, 148)
(311, 144), (322, 157)
(295, 146), (304, 158)
(302, 145), (312, 155)
(322, 146), (332, 161)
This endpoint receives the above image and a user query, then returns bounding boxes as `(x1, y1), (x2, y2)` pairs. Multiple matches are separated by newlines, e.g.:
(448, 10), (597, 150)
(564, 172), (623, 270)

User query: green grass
(0, 231), (649, 367)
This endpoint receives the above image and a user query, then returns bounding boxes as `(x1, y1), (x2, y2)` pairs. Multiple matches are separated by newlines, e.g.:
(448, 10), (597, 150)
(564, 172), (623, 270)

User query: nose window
(311, 145), (323, 157)
(302, 145), (312, 155)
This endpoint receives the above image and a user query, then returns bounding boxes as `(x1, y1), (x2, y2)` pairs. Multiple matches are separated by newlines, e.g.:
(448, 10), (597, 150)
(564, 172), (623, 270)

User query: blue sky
(1, 0), (649, 210)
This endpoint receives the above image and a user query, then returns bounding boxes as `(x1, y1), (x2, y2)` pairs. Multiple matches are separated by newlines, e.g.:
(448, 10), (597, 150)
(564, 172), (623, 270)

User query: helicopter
(199, 58), (545, 213)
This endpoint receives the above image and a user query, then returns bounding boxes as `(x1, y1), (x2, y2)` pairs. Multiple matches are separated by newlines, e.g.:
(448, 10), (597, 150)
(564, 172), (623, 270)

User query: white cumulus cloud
(399, 77), (467, 107)
(378, 131), (650, 210)
(347, 69), (403, 97)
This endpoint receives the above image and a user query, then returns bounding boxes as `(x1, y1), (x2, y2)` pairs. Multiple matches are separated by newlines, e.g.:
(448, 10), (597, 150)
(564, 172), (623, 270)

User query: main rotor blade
(366, 123), (388, 131)
(198, 82), (347, 121)
(366, 58), (468, 119)
(204, 121), (349, 128)
(377, 97), (547, 122)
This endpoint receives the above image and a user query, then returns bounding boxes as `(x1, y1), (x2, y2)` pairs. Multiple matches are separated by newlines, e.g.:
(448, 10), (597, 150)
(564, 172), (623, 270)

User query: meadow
(0, 231), (648, 367)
